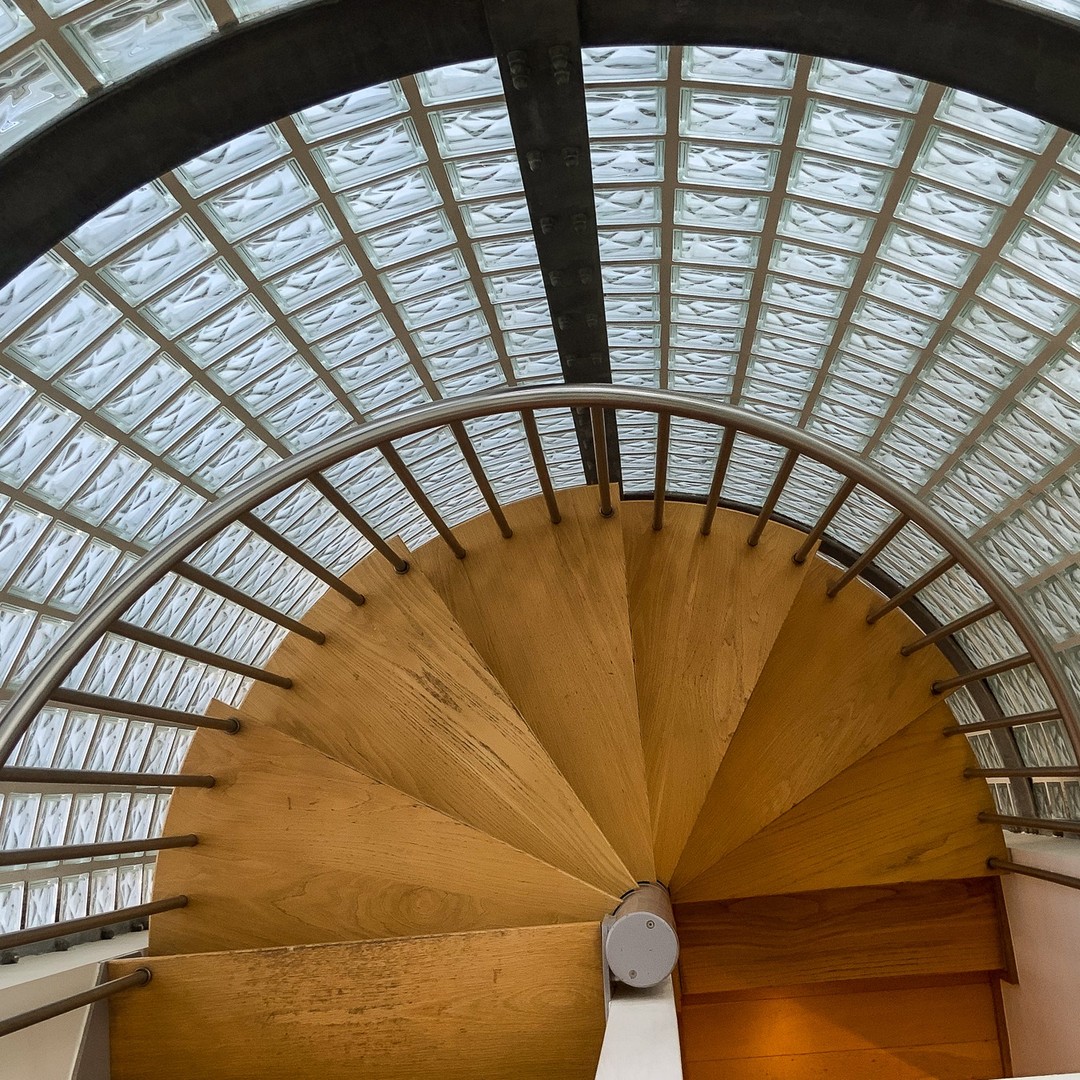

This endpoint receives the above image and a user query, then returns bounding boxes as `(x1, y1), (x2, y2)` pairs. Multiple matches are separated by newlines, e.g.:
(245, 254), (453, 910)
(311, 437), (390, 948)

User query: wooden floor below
(678, 972), (1006, 1080)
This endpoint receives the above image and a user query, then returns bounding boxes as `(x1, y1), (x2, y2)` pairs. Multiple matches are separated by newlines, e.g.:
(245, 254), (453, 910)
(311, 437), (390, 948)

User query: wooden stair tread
(673, 557), (955, 891)
(109, 924), (606, 1080)
(674, 701), (1006, 903)
(149, 709), (617, 955)
(414, 486), (653, 880)
(672, 878), (1006, 995)
(241, 546), (634, 897)
(621, 503), (812, 882)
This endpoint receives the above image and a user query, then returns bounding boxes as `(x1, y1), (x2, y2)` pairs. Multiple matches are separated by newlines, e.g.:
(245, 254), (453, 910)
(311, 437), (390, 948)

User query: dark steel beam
(5, 1), (1080, 289)
(484, 0), (618, 483)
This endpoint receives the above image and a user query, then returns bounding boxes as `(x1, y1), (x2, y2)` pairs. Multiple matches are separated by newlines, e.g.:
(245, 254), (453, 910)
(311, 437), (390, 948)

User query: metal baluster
(901, 601), (998, 656)
(591, 408), (614, 518)
(450, 421), (513, 539)
(0, 896), (188, 953)
(0, 766), (215, 787)
(0, 969), (152, 1038)
(240, 512), (367, 604)
(311, 475), (409, 573)
(826, 515), (909, 598)
(943, 708), (1061, 737)
(933, 653), (1033, 694)
(112, 620), (293, 689)
(380, 444), (467, 559)
(747, 450), (797, 547)
(700, 427), (736, 537)
(46, 688), (240, 732)
(792, 478), (856, 565)
(521, 409), (561, 524)
(867, 556), (958, 625)
(652, 412), (670, 532)
(0, 834), (198, 867)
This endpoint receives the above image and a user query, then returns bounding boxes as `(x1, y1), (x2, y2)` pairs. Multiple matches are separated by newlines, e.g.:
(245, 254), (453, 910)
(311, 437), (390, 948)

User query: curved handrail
(2, 384), (1077, 763)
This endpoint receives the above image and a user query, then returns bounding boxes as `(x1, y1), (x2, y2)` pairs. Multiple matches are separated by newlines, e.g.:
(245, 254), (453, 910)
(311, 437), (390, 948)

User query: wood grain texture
(683, 1042), (1003, 1080)
(414, 487), (653, 880)
(675, 702), (1006, 903)
(109, 924), (605, 1080)
(622, 503), (813, 882)
(241, 546), (633, 897)
(678, 978), (1000, 1062)
(149, 709), (617, 955)
(672, 557), (955, 890)
(673, 878), (1005, 996)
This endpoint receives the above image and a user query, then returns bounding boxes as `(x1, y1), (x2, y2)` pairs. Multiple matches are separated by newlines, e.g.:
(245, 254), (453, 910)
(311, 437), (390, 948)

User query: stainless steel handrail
(2, 384), (1077, 764)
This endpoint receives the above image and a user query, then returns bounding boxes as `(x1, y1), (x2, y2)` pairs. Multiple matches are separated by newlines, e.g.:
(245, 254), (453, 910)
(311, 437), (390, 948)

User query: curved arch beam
(1, 384), (1076, 763)
(2, 0), (1080, 284)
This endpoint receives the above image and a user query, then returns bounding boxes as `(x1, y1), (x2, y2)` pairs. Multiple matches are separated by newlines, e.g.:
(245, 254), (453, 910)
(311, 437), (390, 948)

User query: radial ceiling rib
(108, 922), (606, 1080)
(484, 0), (618, 481)
(149, 709), (617, 955)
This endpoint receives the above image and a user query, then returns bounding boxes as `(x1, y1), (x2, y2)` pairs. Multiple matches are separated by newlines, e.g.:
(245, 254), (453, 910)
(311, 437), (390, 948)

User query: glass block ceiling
(1, 43), (1079, 939)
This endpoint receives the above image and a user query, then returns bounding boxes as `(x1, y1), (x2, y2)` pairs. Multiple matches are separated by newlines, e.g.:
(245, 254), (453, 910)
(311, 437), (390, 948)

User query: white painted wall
(0, 933), (147, 1080)
(1001, 835), (1080, 1077)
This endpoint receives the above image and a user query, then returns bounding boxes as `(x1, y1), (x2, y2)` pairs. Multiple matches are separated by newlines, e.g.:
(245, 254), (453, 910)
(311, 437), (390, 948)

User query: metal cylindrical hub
(604, 883), (679, 989)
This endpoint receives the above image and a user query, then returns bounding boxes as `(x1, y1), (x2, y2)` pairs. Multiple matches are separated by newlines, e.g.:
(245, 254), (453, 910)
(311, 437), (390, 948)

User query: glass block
(598, 227), (660, 262)
(379, 249), (468, 301)
(102, 216), (213, 302)
(682, 47), (797, 88)
(1004, 220), (1080, 293)
(788, 153), (891, 210)
(763, 275), (845, 316)
(293, 82), (406, 141)
(851, 298), (934, 346)
(679, 142), (779, 189)
(770, 241), (858, 286)
(100, 354), (186, 429)
(413, 312), (488, 354)
(429, 102), (514, 158)
(603, 263), (661, 294)
(8, 284), (121, 376)
(313, 315), (393, 367)
(671, 266), (751, 298)
(0, 884), (24, 933)
(27, 425), (114, 504)
(174, 126), (287, 196)
(674, 190), (767, 232)
(879, 224), (979, 284)
(437, 155), (519, 203)
(1031, 170), (1080, 242)
(807, 57), (925, 111)
(339, 168), (441, 231)
(415, 59), (502, 105)
(290, 283), (377, 341)
(591, 140), (664, 183)
(896, 179), (1003, 244)
(0, 252), (77, 342)
(313, 119), (426, 192)
(865, 264), (956, 316)
(914, 127), (1033, 203)
(0, 0), (30, 52)
(0, 45), (86, 158)
(977, 264), (1076, 332)
(679, 89), (787, 143)
(956, 301), (1046, 360)
(67, 182), (178, 264)
(799, 100), (911, 165)
(179, 296), (273, 363)
(398, 282), (479, 329)
(141, 259), (244, 333)
(264, 247), (360, 313)
(236, 205), (339, 278)
(202, 160), (317, 241)
(458, 195), (531, 236)
(937, 88), (1055, 152)
(586, 87), (666, 138)
(582, 46), (668, 83)
(594, 187), (662, 225)
(359, 210), (454, 268)
(474, 234), (539, 271)
(64, 0), (217, 83)
(776, 199), (873, 252)
(673, 230), (757, 266)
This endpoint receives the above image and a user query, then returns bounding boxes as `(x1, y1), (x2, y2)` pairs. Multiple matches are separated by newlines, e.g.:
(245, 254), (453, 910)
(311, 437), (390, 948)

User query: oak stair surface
(110, 488), (1007, 1080)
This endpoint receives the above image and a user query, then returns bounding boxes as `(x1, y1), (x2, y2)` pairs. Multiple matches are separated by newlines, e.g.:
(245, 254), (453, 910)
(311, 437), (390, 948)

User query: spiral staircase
(101, 487), (1009, 1080)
